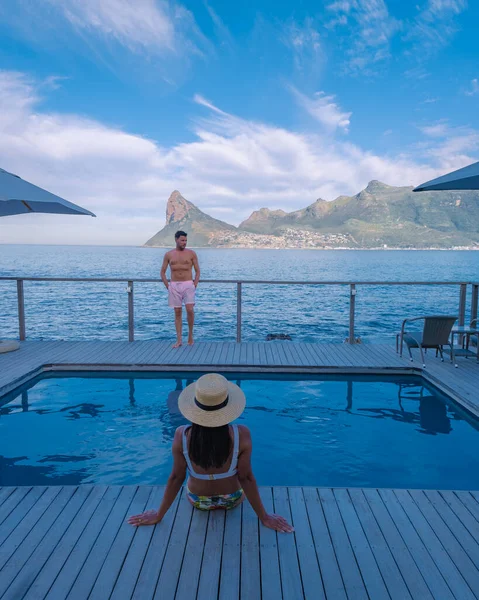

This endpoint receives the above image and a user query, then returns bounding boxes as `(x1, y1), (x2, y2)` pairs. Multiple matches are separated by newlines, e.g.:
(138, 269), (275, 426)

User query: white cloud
(282, 18), (323, 76)
(48, 0), (176, 53)
(1, 70), (477, 245)
(419, 122), (450, 137)
(0, 0), (209, 85)
(406, 0), (467, 56)
(325, 0), (401, 74)
(290, 88), (352, 132)
(417, 119), (479, 170)
(465, 78), (479, 96)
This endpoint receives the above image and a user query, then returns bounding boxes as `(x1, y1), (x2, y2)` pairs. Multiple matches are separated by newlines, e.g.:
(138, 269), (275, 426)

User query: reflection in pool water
(0, 372), (477, 489)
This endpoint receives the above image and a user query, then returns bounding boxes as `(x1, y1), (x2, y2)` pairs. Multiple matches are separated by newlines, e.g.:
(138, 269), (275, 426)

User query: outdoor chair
(467, 318), (478, 349)
(397, 315), (457, 367)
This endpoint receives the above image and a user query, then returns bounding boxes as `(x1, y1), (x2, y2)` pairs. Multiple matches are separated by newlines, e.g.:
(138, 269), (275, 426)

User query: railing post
(471, 284), (478, 326)
(458, 283), (467, 346)
(17, 279), (26, 341)
(349, 283), (356, 344)
(236, 282), (242, 343)
(458, 283), (467, 327)
(127, 280), (134, 342)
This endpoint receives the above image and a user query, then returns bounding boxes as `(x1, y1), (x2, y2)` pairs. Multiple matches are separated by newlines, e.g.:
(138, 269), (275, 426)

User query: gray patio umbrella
(0, 167), (96, 216)
(413, 161), (479, 192)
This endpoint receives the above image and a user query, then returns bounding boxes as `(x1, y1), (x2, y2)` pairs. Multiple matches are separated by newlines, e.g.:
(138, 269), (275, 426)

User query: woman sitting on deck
(128, 373), (294, 533)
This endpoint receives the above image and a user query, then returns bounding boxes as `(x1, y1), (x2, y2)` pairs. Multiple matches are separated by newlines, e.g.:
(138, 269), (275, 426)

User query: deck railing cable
(0, 277), (477, 344)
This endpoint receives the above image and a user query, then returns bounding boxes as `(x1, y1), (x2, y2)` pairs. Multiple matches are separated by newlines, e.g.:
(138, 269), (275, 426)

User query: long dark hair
(188, 423), (232, 469)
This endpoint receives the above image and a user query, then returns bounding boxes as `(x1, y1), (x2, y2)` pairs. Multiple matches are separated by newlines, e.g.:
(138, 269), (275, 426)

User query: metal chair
(398, 315), (457, 367)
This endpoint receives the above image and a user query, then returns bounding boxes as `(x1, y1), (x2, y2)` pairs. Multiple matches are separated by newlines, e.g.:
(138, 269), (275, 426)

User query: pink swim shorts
(168, 281), (196, 308)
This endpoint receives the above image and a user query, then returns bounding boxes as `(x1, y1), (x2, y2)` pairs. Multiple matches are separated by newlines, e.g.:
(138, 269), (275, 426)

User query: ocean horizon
(1, 245), (478, 344)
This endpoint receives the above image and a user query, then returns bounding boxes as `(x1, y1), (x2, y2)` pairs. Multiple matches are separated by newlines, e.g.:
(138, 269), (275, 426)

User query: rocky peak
(166, 190), (195, 225)
(364, 180), (390, 194)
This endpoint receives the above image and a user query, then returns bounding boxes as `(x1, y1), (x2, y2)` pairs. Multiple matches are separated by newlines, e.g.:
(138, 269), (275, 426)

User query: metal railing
(1, 277), (478, 344)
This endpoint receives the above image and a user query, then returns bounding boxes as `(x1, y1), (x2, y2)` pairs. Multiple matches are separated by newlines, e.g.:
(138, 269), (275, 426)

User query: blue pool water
(1, 372), (478, 490)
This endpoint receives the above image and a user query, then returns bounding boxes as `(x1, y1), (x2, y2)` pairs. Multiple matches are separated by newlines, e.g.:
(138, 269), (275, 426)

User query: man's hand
(194, 281), (199, 288)
(128, 509), (162, 527)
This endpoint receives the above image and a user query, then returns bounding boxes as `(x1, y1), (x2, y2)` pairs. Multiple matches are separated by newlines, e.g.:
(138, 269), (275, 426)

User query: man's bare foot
(172, 341), (182, 348)
(188, 338), (194, 346)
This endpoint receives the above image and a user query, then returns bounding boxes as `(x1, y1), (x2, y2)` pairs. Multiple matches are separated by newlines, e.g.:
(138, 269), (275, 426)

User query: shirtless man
(160, 231), (200, 348)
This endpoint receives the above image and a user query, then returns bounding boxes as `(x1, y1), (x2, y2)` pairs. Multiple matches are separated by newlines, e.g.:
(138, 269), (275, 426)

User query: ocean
(1, 245), (478, 343)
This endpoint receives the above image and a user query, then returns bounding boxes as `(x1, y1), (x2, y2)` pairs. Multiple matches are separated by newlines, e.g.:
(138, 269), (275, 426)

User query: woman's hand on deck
(261, 513), (294, 533)
(128, 509), (162, 527)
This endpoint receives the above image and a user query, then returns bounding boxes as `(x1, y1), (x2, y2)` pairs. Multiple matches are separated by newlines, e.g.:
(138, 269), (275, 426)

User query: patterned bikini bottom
(186, 487), (244, 511)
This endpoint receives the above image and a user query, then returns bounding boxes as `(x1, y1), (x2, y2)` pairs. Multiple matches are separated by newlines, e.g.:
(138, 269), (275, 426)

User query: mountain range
(144, 183), (479, 249)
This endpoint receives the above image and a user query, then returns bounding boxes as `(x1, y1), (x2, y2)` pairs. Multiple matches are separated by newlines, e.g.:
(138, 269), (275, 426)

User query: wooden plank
(258, 487), (282, 600)
(223, 342), (236, 365)
(294, 343), (317, 367)
(302, 487), (346, 600)
(129, 342), (162, 366)
(377, 489), (454, 600)
(175, 506), (209, 599)
(240, 342), (248, 365)
(0, 487), (61, 572)
(288, 487), (325, 599)
(204, 342), (220, 365)
(46, 485), (123, 600)
(197, 510), (226, 600)
(459, 491), (479, 522)
(0, 488), (16, 508)
(232, 342), (241, 365)
(305, 344), (328, 366)
(268, 344), (284, 368)
(66, 485), (138, 600)
(283, 343), (302, 367)
(110, 486), (165, 600)
(273, 487), (303, 600)
(257, 342), (267, 366)
(218, 497), (242, 600)
(22, 486), (108, 600)
(88, 486), (154, 600)
(406, 489), (479, 596)
(362, 489), (433, 600)
(317, 488), (368, 600)
(0, 487), (32, 526)
(1, 486), (91, 600)
(129, 341), (160, 365)
(211, 342), (226, 367)
(427, 490), (479, 569)
(240, 500), (261, 600)
(195, 342), (213, 365)
(263, 342), (275, 366)
(131, 489), (182, 600)
(347, 488), (412, 600)
(0, 486), (46, 547)
(143, 341), (171, 363)
(153, 489), (193, 600)
(0, 487), (77, 597)
(333, 488), (389, 600)
(275, 342), (290, 366)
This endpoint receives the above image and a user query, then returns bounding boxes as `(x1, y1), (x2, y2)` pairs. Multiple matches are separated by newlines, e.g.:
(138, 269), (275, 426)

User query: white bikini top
(182, 424), (239, 481)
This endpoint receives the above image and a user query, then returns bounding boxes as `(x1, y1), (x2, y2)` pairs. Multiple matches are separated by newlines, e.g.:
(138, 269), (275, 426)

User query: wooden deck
(1, 340), (478, 416)
(1, 484), (479, 599)
(2, 341), (479, 598)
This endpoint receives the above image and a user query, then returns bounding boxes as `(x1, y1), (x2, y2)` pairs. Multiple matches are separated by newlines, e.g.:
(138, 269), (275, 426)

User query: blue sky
(0, 0), (478, 244)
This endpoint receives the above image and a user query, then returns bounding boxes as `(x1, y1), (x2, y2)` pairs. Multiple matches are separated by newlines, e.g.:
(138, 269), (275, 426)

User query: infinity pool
(1, 372), (478, 489)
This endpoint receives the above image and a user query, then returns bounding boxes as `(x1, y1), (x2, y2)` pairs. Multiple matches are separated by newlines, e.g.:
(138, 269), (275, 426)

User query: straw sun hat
(178, 373), (246, 427)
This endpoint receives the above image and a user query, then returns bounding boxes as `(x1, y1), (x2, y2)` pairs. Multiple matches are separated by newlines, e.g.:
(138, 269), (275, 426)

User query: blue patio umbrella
(413, 161), (479, 192)
(0, 167), (96, 217)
